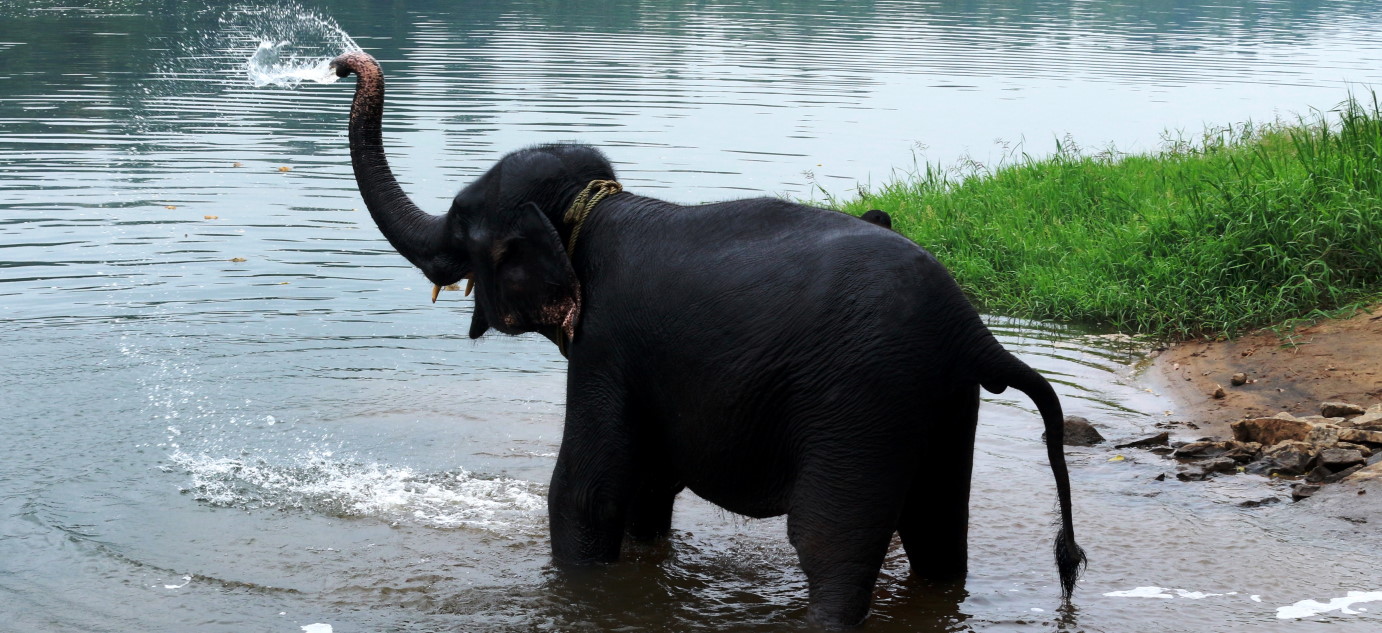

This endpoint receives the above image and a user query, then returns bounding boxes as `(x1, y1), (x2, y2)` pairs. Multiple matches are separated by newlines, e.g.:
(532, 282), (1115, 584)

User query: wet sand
(1150, 303), (1382, 437)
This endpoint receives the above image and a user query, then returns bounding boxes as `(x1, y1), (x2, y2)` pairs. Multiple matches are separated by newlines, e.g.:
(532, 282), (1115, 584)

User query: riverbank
(1147, 304), (1382, 522)
(1150, 303), (1382, 438)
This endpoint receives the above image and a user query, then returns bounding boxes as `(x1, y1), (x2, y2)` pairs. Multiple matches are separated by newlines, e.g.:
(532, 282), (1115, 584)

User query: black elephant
(328, 52), (1084, 628)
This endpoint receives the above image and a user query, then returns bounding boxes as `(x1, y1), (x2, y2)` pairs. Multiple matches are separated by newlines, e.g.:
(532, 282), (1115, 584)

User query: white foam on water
(301, 624), (332, 633)
(1104, 586), (1237, 601)
(162, 575), (191, 589)
(1104, 586), (1175, 599)
(1277, 591), (1382, 619)
(169, 450), (546, 532)
(1175, 590), (1224, 600)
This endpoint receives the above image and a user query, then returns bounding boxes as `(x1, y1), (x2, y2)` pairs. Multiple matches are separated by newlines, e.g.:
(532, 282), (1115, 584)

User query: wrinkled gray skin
(329, 52), (1085, 629)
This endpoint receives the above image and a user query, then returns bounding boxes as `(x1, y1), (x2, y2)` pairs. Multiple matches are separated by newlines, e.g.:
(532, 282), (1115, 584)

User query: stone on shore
(1321, 401), (1367, 418)
(1231, 416), (1313, 446)
(1319, 447), (1366, 470)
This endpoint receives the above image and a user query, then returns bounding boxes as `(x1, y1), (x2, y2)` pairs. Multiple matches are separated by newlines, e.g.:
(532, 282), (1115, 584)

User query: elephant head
(330, 52), (615, 345)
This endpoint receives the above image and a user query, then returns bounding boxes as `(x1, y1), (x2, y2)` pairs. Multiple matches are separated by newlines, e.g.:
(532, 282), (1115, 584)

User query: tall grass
(836, 94), (1382, 338)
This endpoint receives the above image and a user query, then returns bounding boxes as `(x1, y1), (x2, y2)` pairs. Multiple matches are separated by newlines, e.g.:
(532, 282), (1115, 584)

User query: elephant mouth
(430, 273), (476, 303)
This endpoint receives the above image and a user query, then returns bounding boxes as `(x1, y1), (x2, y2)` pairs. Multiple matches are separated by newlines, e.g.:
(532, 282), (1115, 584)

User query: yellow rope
(563, 179), (622, 256)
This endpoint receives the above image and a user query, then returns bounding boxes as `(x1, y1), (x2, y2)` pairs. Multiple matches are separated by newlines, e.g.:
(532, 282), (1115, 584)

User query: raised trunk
(331, 52), (463, 286)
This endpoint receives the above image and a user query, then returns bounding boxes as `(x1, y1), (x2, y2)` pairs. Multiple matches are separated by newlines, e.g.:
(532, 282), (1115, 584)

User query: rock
(1338, 428), (1382, 446)
(1306, 464), (1335, 483)
(1060, 416), (1105, 446)
(1174, 457), (1237, 481)
(1239, 497), (1281, 508)
(1321, 402), (1365, 418)
(1212, 385), (1226, 399)
(1173, 440), (1261, 463)
(1322, 401), (1366, 418)
(1230, 372), (1248, 386)
(1245, 440), (1318, 476)
(1231, 417), (1313, 446)
(1306, 424), (1342, 448)
(1201, 457), (1240, 475)
(1292, 484), (1321, 501)
(1344, 460), (1382, 483)
(1114, 432), (1170, 449)
(1320, 448), (1366, 470)
(1326, 464), (1364, 484)
(1336, 441), (1374, 458)
(1350, 409), (1382, 430)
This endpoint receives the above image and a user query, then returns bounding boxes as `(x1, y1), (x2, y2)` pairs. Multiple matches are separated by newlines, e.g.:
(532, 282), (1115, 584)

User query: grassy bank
(836, 95), (1382, 338)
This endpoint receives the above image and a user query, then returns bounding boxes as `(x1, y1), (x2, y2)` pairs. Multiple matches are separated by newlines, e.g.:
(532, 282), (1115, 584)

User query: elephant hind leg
(897, 384), (979, 581)
(788, 509), (895, 628)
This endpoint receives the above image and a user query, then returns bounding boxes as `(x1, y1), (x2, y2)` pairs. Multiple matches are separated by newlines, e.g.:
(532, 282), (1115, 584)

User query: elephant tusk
(464, 274), (475, 297)
(431, 284), (441, 303)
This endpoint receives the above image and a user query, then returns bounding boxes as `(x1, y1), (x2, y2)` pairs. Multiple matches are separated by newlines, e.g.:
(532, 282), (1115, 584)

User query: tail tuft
(1054, 523), (1087, 600)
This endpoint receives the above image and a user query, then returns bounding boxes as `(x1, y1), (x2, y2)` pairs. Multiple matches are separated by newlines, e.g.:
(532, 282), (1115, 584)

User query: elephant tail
(985, 360), (1087, 601)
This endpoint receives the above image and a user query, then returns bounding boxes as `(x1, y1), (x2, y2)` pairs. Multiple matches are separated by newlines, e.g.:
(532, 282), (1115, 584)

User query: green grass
(832, 94), (1382, 339)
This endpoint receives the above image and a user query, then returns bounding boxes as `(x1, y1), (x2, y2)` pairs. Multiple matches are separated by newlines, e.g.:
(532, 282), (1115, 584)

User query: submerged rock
(1292, 483), (1321, 501)
(1061, 415), (1105, 446)
(1173, 440), (1261, 463)
(1245, 441), (1318, 477)
(1115, 432), (1170, 449)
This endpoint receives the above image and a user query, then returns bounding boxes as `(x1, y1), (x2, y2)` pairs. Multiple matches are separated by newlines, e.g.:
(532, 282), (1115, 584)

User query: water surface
(3, 1), (1382, 631)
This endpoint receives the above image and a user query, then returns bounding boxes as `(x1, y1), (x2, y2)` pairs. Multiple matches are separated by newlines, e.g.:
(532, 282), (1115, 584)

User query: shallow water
(4, 1), (1382, 631)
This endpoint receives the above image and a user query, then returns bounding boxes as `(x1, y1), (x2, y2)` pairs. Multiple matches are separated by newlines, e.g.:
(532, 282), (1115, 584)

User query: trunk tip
(330, 51), (377, 78)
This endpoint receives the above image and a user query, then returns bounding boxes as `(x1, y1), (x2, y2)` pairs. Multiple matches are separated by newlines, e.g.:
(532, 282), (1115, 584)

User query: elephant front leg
(547, 393), (637, 566)
(625, 475), (684, 542)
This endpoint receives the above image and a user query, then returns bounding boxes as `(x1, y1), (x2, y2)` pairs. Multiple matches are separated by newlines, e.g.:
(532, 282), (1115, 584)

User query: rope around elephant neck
(563, 179), (622, 256)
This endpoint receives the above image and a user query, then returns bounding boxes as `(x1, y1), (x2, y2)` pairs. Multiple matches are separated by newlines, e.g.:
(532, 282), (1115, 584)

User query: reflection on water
(4, 1), (1382, 631)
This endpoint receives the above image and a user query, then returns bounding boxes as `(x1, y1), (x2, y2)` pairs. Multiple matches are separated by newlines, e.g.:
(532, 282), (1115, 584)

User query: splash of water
(226, 2), (363, 88)
(168, 450), (548, 532)
(246, 40), (339, 88)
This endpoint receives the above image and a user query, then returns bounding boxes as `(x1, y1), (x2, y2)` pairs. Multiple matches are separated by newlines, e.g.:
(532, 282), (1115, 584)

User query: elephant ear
(477, 201), (581, 341)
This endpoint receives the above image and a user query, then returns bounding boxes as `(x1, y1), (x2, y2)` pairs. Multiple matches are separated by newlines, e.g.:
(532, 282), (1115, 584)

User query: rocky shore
(1124, 303), (1382, 521)
(1166, 401), (1382, 499)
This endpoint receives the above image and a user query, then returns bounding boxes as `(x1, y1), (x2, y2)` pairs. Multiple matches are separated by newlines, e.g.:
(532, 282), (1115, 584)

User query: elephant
(328, 51), (1084, 628)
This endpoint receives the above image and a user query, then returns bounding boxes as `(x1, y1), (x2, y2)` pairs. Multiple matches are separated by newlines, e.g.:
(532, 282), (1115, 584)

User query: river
(3, 1), (1382, 631)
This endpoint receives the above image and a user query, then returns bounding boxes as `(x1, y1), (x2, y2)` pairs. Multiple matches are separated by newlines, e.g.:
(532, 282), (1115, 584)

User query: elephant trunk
(330, 51), (464, 286)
